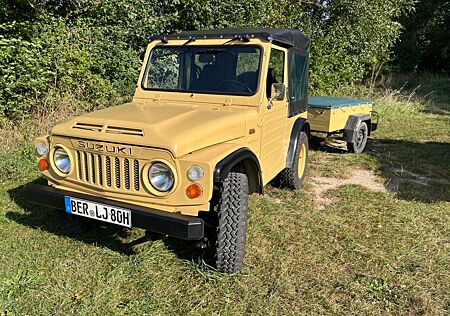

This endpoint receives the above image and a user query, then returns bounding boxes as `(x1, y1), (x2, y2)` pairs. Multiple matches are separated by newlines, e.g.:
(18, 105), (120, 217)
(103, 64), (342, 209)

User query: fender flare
(213, 148), (263, 194)
(286, 118), (310, 168)
(343, 114), (371, 143)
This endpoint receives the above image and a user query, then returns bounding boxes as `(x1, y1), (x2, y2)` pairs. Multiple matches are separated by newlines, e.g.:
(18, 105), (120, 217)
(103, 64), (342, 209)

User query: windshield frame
(140, 44), (264, 97)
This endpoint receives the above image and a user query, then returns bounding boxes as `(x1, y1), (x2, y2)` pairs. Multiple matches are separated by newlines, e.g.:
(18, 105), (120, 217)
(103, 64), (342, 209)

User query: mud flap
(343, 114), (371, 143)
(370, 110), (380, 132)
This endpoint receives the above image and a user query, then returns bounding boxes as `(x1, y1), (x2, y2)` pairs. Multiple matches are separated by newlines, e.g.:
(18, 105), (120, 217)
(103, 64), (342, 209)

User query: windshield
(142, 45), (262, 96)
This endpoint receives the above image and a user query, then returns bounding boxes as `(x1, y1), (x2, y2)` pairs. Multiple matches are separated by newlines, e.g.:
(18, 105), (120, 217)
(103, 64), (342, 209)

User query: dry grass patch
(0, 93), (131, 153)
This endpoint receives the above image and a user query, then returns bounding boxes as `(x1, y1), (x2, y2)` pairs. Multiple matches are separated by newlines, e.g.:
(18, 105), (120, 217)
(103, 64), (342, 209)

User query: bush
(0, 0), (414, 122)
(0, 23), (54, 120)
(394, 0), (450, 73)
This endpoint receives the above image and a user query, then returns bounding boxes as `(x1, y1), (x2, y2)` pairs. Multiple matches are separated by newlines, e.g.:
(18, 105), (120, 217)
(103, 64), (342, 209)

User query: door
(260, 47), (288, 181)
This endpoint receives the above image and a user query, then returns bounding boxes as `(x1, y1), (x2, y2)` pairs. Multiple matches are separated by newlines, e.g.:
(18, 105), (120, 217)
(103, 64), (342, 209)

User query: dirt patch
(309, 168), (386, 210)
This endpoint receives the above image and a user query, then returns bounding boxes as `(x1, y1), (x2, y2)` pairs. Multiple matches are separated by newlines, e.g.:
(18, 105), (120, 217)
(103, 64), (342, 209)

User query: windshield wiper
(153, 37), (196, 58)
(152, 34), (251, 59)
(222, 34), (251, 45)
(182, 36), (196, 46)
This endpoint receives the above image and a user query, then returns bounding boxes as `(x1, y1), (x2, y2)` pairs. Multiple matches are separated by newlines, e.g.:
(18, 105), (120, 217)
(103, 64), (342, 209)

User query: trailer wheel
(280, 131), (309, 189)
(347, 122), (368, 154)
(213, 172), (249, 273)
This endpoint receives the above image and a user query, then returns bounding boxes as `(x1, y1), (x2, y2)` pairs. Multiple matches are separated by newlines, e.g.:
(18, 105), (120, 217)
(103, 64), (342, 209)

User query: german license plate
(64, 196), (132, 228)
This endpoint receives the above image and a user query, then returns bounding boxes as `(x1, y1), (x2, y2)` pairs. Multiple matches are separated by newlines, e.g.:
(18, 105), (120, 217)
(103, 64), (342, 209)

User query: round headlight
(53, 147), (71, 174)
(148, 162), (174, 192)
(187, 165), (204, 181)
(36, 143), (49, 156)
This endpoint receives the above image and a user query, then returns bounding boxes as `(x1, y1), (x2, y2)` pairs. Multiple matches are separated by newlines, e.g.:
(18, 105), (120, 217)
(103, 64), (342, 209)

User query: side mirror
(271, 83), (286, 101)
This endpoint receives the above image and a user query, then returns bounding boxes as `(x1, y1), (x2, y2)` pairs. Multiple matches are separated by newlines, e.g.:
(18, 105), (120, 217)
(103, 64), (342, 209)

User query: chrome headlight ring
(53, 147), (71, 174)
(148, 162), (175, 192)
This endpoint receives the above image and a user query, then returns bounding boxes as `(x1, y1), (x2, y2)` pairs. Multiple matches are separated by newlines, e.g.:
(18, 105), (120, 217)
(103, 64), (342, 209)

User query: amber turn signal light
(186, 183), (202, 199)
(38, 158), (49, 171)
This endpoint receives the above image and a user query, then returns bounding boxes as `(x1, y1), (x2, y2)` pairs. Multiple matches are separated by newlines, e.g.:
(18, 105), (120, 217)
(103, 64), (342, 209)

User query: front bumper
(23, 183), (204, 240)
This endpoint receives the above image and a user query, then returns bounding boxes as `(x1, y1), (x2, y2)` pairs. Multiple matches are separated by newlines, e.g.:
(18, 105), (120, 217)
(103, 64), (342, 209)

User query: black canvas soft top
(151, 28), (310, 52)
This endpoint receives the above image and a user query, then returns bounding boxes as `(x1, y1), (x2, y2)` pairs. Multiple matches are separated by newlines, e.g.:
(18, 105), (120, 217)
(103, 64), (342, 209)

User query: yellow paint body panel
(34, 38), (308, 217)
(308, 103), (373, 132)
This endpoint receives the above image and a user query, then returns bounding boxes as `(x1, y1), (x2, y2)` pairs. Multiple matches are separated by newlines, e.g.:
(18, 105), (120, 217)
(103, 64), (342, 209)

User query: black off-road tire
(347, 122), (368, 154)
(279, 131), (309, 190)
(214, 172), (249, 273)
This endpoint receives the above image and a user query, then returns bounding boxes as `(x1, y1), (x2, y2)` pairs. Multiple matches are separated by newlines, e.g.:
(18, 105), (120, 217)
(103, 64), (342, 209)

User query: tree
(395, 0), (450, 73)
(0, 0), (415, 121)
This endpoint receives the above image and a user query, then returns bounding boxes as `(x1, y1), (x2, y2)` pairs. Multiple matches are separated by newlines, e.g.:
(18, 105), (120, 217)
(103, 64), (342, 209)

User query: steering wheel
(215, 80), (252, 93)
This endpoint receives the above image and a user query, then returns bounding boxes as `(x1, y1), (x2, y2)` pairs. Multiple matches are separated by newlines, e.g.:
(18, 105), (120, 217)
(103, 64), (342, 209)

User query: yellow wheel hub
(297, 143), (306, 178)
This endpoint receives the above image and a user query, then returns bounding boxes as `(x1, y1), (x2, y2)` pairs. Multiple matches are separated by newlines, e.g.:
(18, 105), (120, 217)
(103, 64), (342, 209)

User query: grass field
(1, 74), (449, 315)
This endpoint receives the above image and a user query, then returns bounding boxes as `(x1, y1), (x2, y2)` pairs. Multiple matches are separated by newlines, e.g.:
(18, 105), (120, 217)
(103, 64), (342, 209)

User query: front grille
(133, 160), (140, 191)
(75, 150), (142, 192)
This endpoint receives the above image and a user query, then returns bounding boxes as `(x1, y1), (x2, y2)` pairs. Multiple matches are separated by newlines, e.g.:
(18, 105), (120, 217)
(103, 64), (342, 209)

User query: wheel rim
(355, 126), (366, 149)
(297, 143), (307, 178)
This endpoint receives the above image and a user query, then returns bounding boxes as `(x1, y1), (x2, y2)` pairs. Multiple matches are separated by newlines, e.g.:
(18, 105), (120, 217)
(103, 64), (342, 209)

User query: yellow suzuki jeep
(25, 28), (376, 273)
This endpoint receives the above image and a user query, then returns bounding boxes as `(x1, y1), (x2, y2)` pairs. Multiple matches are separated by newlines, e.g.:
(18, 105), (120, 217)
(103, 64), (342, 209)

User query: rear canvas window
(288, 50), (309, 116)
(289, 52), (308, 103)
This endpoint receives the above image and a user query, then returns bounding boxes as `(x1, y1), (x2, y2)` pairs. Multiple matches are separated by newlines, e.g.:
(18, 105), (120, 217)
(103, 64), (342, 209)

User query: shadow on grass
(309, 134), (347, 154)
(162, 237), (216, 268)
(368, 139), (450, 203)
(311, 134), (450, 203)
(7, 180), (138, 255)
(6, 179), (213, 266)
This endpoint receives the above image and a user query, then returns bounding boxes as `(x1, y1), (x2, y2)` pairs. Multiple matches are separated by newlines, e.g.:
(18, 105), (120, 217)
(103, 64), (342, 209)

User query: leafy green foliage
(394, 0), (450, 73)
(0, 0), (414, 121)
(0, 145), (35, 181)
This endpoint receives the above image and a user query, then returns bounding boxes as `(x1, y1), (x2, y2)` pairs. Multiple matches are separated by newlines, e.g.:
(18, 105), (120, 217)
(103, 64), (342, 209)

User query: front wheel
(279, 131), (309, 189)
(347, 122), (368, 154)
(212, 172), (249, 273)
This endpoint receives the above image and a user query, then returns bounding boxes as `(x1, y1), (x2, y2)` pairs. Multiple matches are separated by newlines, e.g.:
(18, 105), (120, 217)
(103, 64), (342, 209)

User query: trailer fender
(343, 114), (371, 143)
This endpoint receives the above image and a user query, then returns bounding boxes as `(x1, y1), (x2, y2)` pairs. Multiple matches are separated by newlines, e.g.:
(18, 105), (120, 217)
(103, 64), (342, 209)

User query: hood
(51, 102), (253, 157)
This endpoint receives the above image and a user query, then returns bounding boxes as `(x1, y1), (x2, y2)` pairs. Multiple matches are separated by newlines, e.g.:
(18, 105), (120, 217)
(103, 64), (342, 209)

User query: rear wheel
(279, 131), (309, 189)
(347, 122), (368, 154)
(212, 172), (249, 273)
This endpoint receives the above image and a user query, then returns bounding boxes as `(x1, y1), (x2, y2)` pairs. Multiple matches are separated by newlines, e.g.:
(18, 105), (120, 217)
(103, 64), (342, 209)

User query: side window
(267, 48), (285, 98)
(288, 50), (309, 115)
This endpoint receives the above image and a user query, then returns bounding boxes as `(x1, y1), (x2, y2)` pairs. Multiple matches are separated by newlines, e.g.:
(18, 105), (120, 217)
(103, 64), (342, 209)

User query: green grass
(1, 74), (449, 315)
